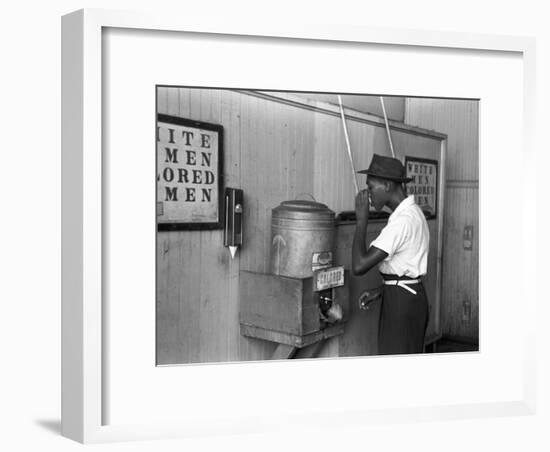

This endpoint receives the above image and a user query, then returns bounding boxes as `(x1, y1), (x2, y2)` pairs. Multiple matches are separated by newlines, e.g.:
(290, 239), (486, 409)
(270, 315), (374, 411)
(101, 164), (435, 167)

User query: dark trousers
(378, 278), (429, 355)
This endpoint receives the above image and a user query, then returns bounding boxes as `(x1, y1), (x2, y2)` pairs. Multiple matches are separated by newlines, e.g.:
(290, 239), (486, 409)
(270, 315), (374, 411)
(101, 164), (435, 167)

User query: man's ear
(384, 180), (392, 192)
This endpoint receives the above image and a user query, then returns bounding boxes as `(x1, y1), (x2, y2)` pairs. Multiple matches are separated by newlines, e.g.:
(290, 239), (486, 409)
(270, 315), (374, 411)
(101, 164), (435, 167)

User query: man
(352, 153), (430, 355)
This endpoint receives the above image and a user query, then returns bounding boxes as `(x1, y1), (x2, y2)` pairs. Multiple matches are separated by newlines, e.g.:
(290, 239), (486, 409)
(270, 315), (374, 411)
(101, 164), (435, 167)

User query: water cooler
(239, 199), (350, 359)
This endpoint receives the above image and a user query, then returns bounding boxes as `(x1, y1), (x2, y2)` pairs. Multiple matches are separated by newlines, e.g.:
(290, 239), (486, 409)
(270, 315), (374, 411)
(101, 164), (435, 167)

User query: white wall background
(1, 1), (548, 451)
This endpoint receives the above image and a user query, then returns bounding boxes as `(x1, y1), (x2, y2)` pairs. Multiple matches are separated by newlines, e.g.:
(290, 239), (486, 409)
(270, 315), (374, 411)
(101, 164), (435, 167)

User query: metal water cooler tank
(270, 199), (335, 279)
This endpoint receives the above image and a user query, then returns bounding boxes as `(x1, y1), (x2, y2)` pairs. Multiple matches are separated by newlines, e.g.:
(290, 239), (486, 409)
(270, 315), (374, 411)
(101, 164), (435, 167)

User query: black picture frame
(404, 156), (438, 220)
(156, 112), (224, 231)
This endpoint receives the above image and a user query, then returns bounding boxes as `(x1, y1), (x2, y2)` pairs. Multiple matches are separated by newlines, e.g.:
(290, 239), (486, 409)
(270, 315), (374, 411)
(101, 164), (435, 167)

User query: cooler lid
(272, 199), (335, 220)
(277, 199), (330, 211)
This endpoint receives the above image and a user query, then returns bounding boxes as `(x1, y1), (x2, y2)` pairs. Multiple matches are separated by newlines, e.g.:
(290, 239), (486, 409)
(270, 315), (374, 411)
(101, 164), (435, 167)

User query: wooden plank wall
(313, 108), (442, 212)
(405, 98), (479, 342)
(157, 88), (447, 365)
(156, 87), (315, 364)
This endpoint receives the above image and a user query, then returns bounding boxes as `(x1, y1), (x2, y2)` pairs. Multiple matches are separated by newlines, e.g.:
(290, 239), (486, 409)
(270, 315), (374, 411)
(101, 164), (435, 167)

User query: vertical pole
(337, 95), (359, 194)
(379, 96), (396, 158)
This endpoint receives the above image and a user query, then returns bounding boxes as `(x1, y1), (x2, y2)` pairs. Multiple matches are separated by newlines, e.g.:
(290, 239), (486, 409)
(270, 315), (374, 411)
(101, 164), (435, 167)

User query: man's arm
(352, 189), (388, 276)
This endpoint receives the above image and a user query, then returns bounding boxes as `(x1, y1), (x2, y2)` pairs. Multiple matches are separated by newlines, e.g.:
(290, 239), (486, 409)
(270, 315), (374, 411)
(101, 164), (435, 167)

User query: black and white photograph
(3, 0), (545, 449)
(156, 87), (479, 365)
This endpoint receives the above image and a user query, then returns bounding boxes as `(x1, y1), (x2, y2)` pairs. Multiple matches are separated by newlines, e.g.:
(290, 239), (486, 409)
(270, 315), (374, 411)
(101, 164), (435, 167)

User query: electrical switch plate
(463, 225), (474, 250)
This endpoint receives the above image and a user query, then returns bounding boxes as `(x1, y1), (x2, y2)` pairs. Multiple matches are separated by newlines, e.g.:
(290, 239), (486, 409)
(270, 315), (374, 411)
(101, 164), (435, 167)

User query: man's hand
(355, 189), (370, 222)
(352, 189), (388, 276)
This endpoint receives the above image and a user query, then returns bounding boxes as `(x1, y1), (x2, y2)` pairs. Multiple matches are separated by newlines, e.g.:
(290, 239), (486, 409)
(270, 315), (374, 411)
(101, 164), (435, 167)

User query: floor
(426, 337), (479, 353)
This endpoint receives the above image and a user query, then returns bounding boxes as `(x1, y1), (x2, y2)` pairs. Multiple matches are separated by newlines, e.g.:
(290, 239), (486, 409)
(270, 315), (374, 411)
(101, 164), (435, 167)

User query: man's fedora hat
(357, 153), (412, 183)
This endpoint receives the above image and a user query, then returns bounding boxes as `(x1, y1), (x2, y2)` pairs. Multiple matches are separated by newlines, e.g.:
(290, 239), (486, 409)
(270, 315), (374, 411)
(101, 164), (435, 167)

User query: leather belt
(383, 279), (421, 295)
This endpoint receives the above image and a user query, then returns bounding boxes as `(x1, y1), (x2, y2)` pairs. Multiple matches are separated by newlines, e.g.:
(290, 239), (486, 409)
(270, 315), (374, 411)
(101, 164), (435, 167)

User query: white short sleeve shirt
(370, 195), (429, 277)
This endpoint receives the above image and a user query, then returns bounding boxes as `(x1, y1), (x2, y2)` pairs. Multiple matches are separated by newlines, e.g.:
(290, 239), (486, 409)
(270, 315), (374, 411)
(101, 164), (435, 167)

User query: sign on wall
(157, 114), (224, 230)
(405, 156), (438, 219)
